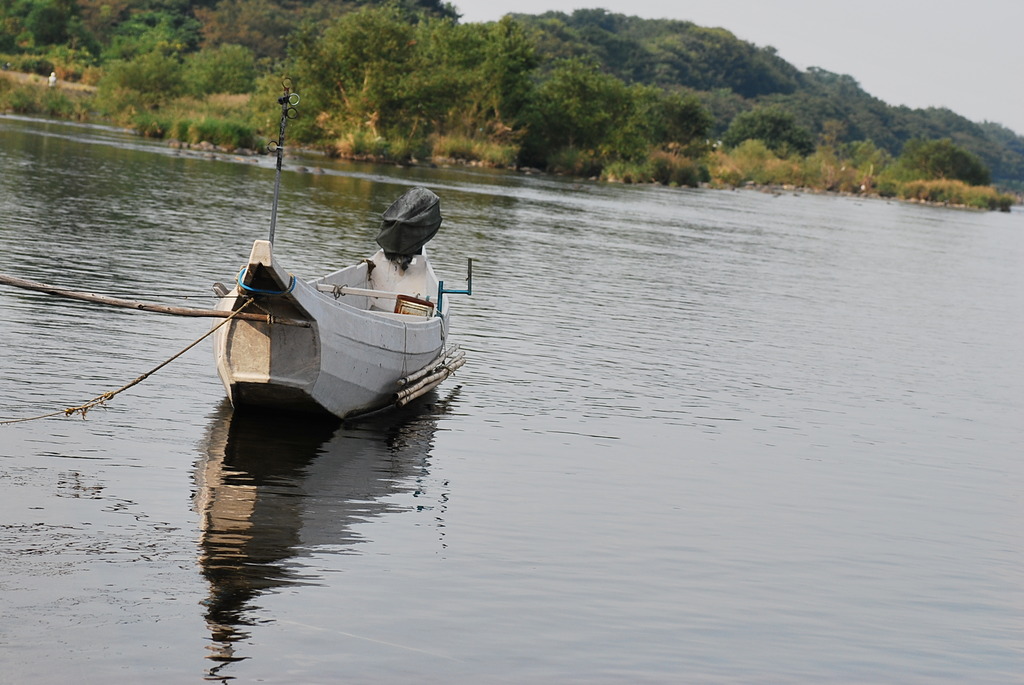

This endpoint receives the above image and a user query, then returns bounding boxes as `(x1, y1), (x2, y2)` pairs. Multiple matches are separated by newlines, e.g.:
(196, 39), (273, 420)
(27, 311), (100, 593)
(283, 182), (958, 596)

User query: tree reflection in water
(194, 391), (457, 679)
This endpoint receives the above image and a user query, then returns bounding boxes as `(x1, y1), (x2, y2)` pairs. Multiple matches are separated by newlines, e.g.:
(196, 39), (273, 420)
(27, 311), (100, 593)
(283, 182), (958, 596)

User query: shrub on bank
(127, 96), (259, 150)
(899, 179), (1014, 211)
(430, 134), (475, 160)
(129, 112), (258, 150)
(708, 140), (803, 187)
(431, 135), (518, 167)
(547, 147), (602, 177)
(0, 81), (38, 113)
(331, 129), (391, 159)
(98, 53), (186, 111)
(0, 79), (88, 119)
(800, 149), (866, 192)
(186, 118), (258, 149)
(131, 112), (171, 138)
(600, 153), (708, 186)
(0, 55), (53, 76)
(327, 129), (431, 162)
(601, 159), (652, 184)
(649, 151), (709, 186)
(381, 136), (423, 163)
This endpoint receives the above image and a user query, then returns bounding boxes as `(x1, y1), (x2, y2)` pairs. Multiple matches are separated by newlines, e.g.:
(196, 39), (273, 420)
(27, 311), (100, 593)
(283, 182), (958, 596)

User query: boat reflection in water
(194, 391), (456, 675)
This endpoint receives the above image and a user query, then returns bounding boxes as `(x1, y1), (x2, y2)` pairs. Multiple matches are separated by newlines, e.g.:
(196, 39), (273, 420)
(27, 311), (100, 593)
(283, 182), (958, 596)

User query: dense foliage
(1, 1), (1020, 205)
(722, 106), (814, 157)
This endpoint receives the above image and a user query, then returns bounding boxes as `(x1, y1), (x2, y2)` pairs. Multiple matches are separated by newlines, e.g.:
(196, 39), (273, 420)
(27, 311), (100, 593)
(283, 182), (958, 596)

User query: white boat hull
(214, 240), (454, 418)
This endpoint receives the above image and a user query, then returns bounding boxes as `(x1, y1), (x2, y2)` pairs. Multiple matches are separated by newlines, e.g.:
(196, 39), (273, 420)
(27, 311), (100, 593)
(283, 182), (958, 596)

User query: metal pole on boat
(268, 80), (299, 245)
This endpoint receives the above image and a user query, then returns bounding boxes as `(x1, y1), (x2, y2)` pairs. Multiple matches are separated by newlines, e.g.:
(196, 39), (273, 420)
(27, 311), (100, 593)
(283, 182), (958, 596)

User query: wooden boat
(212, 187), (469, 418)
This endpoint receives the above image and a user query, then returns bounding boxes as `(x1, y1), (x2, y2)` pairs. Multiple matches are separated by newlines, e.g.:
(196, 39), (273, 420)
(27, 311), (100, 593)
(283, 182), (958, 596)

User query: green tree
(194, 0), (295, 60)
(523, 58), (641, 163)
(893, 138), (991, 185)
(289, 6), (419, 142)
(722, 105), (814, 156)
(405, 18), (486, 137)
(23, 0), (72, 45)
(842, 140), (890, 172)
(77, 0), (132, 47)
(102, 9), (201, 60)
(183, 43), (255, 95)
(397, 0), (458, 20)
(288, 7), (533, 151)
(648, 88), (713, 152)
(476, 17), (537, 128)
(1, 0), (97, 54)
(98, 50), (185, 110)
(409, 16), (536, 138)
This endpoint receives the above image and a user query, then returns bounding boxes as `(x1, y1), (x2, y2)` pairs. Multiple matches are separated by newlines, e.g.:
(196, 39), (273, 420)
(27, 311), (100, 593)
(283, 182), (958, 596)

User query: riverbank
(1, 77), (1017, 211)
(719, 181), (1020, 212)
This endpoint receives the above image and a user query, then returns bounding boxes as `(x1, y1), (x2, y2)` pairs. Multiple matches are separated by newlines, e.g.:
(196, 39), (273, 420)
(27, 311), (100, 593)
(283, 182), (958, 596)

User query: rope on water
(0, 299), (256, 426)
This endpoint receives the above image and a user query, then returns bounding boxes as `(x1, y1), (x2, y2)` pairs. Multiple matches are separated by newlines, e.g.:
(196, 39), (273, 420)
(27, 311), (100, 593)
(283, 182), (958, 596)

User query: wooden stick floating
(0, 272), (310, 327)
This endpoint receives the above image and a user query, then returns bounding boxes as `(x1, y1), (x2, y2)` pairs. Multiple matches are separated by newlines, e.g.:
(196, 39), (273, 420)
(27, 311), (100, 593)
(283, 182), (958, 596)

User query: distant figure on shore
(48, 72), (56, 87)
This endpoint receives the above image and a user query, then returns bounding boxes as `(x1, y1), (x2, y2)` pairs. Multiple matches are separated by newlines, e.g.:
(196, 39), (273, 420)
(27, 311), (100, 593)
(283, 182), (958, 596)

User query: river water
(1, 115), (1022, 683)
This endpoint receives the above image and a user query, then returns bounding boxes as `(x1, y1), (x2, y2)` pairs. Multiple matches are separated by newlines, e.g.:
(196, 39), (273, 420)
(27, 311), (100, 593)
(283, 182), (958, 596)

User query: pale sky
(454, 0), (1024, 136)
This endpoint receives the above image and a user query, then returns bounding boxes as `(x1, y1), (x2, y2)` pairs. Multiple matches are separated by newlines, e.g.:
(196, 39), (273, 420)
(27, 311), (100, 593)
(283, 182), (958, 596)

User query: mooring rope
(0, 298), (256, 425)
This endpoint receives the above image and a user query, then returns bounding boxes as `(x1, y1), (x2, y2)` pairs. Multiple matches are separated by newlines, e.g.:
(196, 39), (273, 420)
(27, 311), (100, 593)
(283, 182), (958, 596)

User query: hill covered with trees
(1, 1), (1019, 207)
(514, 9), (1024, 188)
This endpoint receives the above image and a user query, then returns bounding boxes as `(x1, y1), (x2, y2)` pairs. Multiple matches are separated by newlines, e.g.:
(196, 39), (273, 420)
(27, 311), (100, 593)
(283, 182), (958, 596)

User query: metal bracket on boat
(436, 257), (473, 315)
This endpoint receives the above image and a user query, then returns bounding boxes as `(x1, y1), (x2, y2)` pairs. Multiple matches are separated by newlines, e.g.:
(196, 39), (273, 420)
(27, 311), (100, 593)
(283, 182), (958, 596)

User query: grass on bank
(327, 131), (519, 167)
(707, 139), (1016, 210)
(119, 94), (262, 150)
(329, 129), (412, 162)
(602, 151), (710, 186)
(430, 134), (518, 167)
(0, 76), (262, 150)
(898, 179), (1015, 211)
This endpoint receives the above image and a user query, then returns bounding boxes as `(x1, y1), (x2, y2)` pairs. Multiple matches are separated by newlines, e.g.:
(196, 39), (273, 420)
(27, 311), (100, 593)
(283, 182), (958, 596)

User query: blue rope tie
(237, 268), (296, 295)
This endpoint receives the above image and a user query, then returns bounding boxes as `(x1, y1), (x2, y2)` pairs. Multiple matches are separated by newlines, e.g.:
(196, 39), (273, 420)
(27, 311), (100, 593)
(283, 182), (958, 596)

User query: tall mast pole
(268, 79), (299, 245)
